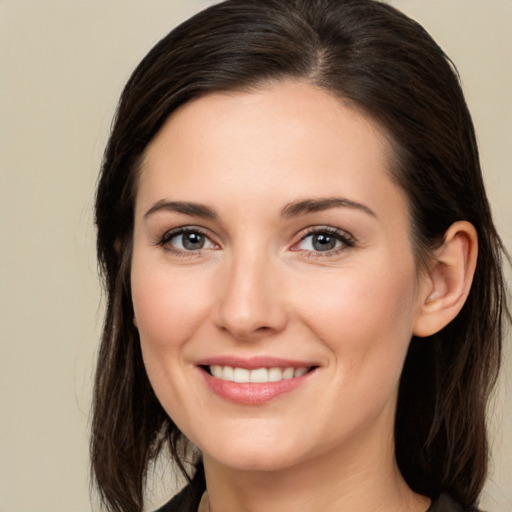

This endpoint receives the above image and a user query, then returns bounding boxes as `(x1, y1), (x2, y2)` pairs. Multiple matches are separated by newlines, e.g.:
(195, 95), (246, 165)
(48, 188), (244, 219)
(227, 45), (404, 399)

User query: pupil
(183, 232), (204, 250)
(313, 233), (336, 251)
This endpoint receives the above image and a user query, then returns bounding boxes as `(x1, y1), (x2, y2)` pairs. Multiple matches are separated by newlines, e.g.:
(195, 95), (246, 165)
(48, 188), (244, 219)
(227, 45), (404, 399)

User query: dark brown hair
(92, 1), (509, 511)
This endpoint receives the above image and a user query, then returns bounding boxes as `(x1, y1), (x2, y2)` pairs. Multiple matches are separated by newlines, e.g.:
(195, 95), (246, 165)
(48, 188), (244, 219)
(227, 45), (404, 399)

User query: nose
(212, 250), (288, 341)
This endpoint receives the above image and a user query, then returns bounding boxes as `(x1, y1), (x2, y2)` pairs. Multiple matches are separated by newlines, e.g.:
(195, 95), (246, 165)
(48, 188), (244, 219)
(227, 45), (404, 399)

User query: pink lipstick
(196, 356), (318, 405)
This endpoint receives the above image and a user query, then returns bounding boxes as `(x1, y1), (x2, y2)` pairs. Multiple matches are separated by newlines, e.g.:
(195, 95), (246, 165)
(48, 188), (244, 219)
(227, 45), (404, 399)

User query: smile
(198, 360), (318, 405)
(208, 365), (310, 383)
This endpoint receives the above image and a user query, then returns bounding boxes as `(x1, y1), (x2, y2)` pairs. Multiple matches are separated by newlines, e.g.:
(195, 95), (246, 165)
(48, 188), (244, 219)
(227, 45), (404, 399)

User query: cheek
(131, 260), (211, 354)
(130, 259), (214, 424)
(294, 259), (419, 382)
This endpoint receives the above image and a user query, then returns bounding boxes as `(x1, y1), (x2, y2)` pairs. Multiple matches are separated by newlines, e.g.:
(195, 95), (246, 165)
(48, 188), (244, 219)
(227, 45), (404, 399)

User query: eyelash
(156, 227), (217, 257)
(156, 226), (355, 257)
(294, 226), (355, 257)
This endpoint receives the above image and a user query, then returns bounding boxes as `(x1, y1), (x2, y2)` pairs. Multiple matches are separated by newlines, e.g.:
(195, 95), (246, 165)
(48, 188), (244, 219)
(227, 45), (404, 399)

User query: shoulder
(428, 494), (482, 512)
(153, 484), (200, 512)
(157, 488), (484, 512)
(154, 462), (206, 512)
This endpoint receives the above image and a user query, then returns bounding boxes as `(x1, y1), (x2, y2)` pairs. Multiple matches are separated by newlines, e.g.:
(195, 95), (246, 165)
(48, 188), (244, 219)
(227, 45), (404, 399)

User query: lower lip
(200, 369), (313, 405)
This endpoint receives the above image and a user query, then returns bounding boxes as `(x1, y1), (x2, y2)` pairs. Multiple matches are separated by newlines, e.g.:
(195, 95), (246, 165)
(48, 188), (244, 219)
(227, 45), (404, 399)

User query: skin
(130, 81), (472, 512)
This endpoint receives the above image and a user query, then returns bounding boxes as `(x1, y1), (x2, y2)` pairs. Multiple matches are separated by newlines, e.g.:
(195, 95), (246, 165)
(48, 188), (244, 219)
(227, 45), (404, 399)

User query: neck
(202, 422), (430, 512)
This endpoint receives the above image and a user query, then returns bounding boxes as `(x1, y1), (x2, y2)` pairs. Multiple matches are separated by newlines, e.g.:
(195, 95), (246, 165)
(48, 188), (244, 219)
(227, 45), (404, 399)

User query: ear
(413, 221), (478, 337)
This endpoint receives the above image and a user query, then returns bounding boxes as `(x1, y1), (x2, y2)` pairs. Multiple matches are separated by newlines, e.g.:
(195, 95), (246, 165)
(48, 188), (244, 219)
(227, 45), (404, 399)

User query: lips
(196, 356), (318, 405)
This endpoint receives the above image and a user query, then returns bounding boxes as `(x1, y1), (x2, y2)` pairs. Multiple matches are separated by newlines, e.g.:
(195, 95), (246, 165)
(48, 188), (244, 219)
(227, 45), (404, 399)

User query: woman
(91, 1), (509, 511)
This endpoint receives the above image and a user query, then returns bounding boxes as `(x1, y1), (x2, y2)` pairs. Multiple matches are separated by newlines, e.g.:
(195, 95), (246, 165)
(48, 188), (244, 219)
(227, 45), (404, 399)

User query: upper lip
(195, 356), (318, 369)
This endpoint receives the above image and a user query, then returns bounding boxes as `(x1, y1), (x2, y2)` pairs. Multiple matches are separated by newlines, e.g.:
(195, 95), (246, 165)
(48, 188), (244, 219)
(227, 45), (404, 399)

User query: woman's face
(131, 82), (429, 472)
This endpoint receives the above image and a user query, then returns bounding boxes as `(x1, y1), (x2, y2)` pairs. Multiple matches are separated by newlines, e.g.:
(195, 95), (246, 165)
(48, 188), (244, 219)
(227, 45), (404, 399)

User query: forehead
(144, 82), (392, 163)
(137, 81), (403, 222)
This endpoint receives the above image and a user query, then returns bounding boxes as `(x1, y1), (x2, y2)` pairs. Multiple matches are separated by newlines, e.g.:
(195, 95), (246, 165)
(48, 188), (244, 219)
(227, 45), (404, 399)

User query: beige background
(0, 1), (510, 511)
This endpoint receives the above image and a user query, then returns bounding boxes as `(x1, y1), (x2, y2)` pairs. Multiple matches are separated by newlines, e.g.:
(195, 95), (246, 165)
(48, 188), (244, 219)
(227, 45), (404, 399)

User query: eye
(159, 228), (218, 252)
(293, 227), (354, 254)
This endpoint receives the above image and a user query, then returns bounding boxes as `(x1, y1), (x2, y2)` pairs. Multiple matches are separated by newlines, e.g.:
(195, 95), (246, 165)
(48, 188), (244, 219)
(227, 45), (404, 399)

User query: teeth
(283, 367), (295, 379)
(250, 368), (268, 383)
(208, 365), (310, 383)
(223, 365), (234, 381)
(211, 365), (223, 378)
(233, 368), (250, 383)
(294, 367), (308, 377)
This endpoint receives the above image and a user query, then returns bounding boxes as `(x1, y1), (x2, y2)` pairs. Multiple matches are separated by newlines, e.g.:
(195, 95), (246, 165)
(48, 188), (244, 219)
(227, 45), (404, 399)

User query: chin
(198, 431), (307, 472)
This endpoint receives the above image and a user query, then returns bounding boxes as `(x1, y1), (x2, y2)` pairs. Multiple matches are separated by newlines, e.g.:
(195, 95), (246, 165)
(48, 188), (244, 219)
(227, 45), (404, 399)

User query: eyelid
(291, 226), (355, 254)
(153, 224), (354, 257)
(156, 225), (220, 254)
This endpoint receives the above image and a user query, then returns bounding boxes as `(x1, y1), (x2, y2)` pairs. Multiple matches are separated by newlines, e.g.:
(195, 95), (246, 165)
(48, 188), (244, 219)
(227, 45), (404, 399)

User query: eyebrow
(144, 196), (375, 221)
(144, 200), (218, 220)
(281, 197), (376, 218)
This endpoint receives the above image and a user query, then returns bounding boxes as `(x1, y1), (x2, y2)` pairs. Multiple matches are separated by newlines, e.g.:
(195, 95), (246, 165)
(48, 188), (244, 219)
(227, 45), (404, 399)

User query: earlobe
(413, 221), (478, 337)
